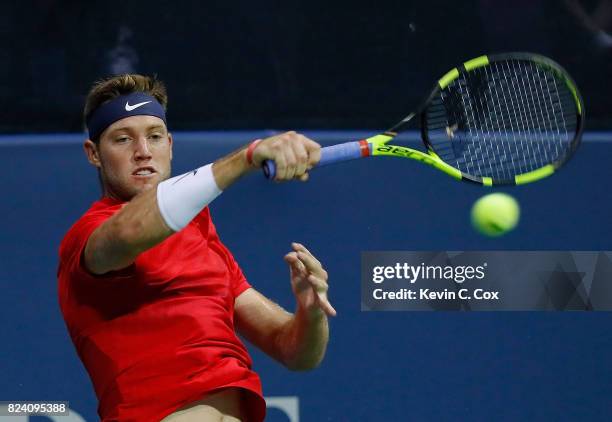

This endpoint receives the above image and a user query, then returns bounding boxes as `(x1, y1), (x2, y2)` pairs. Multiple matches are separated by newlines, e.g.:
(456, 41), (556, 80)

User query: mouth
(132, 166), (157, 179)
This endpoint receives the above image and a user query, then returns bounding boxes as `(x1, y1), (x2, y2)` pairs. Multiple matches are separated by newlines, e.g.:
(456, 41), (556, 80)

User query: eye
(115, 136), (130, 143)
(149, 133), (164, 141)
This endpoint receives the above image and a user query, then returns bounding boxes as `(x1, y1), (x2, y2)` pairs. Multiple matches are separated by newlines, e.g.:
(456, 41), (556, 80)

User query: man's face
(84, 115), (173, 201)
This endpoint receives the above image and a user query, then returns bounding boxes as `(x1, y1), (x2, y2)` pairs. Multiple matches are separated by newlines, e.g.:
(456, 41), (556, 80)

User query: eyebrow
(109, 125), (167, 134)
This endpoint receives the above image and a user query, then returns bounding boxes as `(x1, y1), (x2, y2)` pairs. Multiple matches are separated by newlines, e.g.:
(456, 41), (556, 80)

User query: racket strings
(426, 59), (578, 181)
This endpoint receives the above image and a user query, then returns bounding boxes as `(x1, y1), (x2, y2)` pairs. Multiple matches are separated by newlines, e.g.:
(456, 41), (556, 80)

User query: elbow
(85, 220), (139, 275)
(112, 216), (146, 251)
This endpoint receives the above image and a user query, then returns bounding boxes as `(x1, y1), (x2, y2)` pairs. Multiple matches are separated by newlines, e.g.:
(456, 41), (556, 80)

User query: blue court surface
(1, 131), (611, 421)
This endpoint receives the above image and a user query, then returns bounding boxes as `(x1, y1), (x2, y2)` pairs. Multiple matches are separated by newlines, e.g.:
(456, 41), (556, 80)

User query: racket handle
(263, 141), (368, 179)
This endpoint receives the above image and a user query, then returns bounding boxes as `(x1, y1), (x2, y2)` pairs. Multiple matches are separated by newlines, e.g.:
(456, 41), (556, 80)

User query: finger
(292, 137), (309, 177)
(283, 147), (297, 180)
(291, 242), (312, 256)
(291, 243), (327, 278)
(284, 251), (298, 265)
(292, 243), (323, 268)
(293, 244), (323, 266)
(292, 242), (310, 253)
(292, 277), (311, 294)
(319, 300), (337, 317)
(306, 273), (328, 292)
(273, 150), (287, 181)
(303, 137), (321, 150)
(303, 138), (321, 167)
(296, 251), (322, 272)
(284, 252), (307, 275)
(298, 172), (309, 182)
(308, 274), (337, 316)
(297, 252), (327, 282)
(284, 251), (302, 267)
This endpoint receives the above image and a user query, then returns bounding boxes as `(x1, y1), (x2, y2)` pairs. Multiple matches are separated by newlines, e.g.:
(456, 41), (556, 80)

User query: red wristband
(246, 139), (262, 166)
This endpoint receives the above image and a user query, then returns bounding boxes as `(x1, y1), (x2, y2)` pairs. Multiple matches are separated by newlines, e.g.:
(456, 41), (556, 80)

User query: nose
(133, 137), (152, 161)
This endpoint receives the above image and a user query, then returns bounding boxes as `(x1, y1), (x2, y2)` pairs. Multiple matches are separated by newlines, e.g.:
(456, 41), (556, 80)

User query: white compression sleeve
(156, 163), (222, 232)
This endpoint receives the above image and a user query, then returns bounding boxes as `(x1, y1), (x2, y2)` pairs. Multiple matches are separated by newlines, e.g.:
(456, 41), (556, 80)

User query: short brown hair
(83, 74), (168, 141)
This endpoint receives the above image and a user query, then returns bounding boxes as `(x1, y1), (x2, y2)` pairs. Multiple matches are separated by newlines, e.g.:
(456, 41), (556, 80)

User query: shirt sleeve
(211, 236), (251, 298)
(198, 208), (252, 298)
(225, 246), (251, 298)
(58, 207), (133, 283)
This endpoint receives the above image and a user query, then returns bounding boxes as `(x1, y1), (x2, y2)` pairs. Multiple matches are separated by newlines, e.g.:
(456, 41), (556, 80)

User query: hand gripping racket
(263, 53), (584, 185)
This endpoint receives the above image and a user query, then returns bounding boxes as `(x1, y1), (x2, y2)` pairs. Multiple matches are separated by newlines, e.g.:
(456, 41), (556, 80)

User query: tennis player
(57, 74), (335, 422)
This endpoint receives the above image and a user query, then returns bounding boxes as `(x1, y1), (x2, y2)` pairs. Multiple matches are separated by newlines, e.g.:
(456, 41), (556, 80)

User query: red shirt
(57, 197), (265, 422)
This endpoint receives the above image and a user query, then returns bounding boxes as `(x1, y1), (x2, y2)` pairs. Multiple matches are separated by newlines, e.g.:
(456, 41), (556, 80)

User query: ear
(84, 139), (102, 168)
(168, 132), (173, 161)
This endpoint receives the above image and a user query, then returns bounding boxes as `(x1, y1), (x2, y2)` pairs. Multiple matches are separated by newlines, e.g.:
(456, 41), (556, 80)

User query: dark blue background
(3, 0), (612, 132)
(1, 131), (611, 421)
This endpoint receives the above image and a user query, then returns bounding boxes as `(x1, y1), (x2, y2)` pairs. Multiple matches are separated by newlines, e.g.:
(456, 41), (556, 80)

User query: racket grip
(263, 141), (367, 179)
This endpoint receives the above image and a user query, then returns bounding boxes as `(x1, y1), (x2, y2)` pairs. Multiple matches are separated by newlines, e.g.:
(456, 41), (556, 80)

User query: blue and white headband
(87, 92), (167, 141)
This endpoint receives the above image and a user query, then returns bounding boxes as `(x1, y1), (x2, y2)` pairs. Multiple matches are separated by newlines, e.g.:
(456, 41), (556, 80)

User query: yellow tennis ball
(471, 193), (520, 237)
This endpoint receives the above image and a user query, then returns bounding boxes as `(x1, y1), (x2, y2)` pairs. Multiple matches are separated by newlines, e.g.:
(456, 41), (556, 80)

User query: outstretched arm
(85, 132), (321, 275)
(235, 243), (335, 371)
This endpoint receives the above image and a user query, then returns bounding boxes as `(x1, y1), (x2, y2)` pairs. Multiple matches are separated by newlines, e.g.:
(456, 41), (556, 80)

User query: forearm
(212, 144), (253, 190)
(101, 150), (245, 258)
(275, 307), (330, 371)
(125, 145), (249, 243)
(116, 187), (173, 249)
(87, 132), (319, 275)
(88, 145), (253, 274)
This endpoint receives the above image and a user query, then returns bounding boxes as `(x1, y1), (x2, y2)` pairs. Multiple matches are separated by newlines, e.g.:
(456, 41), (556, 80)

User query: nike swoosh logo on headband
(125, 101), (152, 111)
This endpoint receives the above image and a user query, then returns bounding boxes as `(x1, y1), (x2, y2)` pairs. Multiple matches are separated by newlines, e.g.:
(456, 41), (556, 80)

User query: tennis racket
(263, 52), (584, 185)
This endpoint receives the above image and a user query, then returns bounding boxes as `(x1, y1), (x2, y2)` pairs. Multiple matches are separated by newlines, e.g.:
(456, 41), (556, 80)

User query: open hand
(284, 242), (336, 317)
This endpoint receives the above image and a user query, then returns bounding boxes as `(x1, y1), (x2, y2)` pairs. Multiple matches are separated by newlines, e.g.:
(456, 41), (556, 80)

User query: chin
(131, 182), (154, 194)
(104, 175), (162, 201)
(133, 178), (162, 196)
(140, 183), (156, 193)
